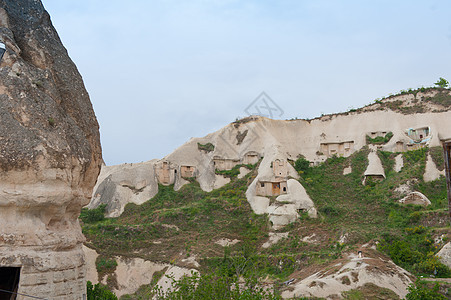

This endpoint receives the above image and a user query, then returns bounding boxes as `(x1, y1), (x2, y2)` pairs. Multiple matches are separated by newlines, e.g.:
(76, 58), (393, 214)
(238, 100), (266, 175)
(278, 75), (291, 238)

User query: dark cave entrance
(0, 267), (21, 300)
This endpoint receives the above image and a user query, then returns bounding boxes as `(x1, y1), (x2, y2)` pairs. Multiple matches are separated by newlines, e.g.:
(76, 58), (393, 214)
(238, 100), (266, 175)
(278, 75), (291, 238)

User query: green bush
(408, 211), (422, 224)
(319, 206), (339, 216)
(404, 148), (427, 164)
(406, 280), (446, 300)
(96, 256), (118, 274)
(434, 77), (449, 89)
(80, 204), (107, 223)
(416, 254), (451, 277)
(429, 147), (445, 170)
(87, 281), (117, 300)
(378, 240), (422, 268)
(294, 157), (310, 174)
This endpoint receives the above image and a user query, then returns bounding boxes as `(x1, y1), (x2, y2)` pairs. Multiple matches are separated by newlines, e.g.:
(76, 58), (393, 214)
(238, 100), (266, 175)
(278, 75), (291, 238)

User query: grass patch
(366, 132), (393, 145)
(298, 147), (450, 277)
(197, 142), (215, 152)
(96, 256), (118, 279)
(215, 163), (256, 178)
(80, 204), (107, 223)
(83, 174), (269, 263)
(429, 146), (445, 171)
(424, 90), (451, 107)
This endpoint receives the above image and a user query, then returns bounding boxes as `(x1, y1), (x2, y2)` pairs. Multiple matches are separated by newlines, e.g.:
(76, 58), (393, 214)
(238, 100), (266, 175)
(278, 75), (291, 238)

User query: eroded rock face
(398, 192), (431, 206)
(281, 249), (413, 299)
(0, 1), (102, 298)
(437, 242), (451, 269)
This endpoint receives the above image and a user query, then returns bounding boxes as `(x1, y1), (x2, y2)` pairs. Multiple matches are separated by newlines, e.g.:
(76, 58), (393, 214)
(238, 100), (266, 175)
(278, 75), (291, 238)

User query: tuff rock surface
(0, 0), (102, 298)
(91, 90), (451, 227)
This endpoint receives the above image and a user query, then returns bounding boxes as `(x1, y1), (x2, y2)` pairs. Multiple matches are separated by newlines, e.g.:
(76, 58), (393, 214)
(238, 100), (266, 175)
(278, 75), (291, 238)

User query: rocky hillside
(84, 88), (451, 298)
(0, 0), (102, 299)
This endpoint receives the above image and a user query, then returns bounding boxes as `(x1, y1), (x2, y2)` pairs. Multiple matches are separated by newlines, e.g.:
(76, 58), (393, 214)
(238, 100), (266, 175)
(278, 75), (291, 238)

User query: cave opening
(0, 267), (21, 300)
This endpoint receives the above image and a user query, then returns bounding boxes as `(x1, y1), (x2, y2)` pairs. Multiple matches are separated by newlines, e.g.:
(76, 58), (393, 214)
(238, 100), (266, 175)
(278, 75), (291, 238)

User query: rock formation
(437, 242), (451, 269)
(398, 191), (431, 206)
(363, 149), (385, 185)
(91, 89), (451, 228)
(424, 153), (444, 182)
(82, 246), (195, 298)
(89, 161), (158, 217)
(0, 1), (102, 298)
(281, 248), (413, 299)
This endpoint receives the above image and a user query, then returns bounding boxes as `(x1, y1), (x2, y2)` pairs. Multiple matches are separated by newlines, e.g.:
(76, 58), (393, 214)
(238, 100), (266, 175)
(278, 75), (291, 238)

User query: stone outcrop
(281, 249), (413, 299)
(424, 153), (444, 182)
(0, 1), (102, 299)
(90, 161), (158, 217)
(82, 246), (195, 298)
(394, 154), (403, 172)
(363, 149), (385, 184)
(437, 242), (451, 269)
(398, 191), (431, 206)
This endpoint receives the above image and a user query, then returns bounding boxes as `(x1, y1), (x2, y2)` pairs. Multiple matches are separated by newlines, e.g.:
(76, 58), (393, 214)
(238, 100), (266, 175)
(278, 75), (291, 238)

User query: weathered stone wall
(0, 0), (102, 298)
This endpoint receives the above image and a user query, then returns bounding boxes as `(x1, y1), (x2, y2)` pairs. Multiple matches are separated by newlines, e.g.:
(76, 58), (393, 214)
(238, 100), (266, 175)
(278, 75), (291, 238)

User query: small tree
(87, 281), (118, 300)
(294, 157), (310, 174)
(434, 77), (449, 88)
(80, 204), (107, 223)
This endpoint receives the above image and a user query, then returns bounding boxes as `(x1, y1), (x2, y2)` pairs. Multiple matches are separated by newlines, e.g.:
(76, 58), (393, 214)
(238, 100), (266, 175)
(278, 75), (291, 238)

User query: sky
(41, 0), (451, 166)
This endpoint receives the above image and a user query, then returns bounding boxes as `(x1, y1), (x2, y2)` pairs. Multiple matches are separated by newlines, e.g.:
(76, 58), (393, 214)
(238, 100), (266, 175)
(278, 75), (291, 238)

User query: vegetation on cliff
(82, 146), (451, 298)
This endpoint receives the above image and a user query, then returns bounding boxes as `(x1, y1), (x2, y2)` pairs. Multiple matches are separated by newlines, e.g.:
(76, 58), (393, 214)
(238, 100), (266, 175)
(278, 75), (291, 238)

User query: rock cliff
(0, 0), (102, 299)
(91, 89), (451, 228)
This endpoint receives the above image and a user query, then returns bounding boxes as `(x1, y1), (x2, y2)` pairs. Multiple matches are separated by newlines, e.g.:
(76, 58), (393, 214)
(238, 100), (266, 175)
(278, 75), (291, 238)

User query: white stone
(156, 266), (198, 295)
(213, 174), (230, 189)
(363, 150), (385, 184)
(83, 245), (99, 284)
(215, 238), (241, 247)
(343, 166), (352, 175)
(112, 257), (168, 297)
(394, 154), (403, 172)
(262, 232), (289, 248)
(437, 242), (451, 269)
(238, 167), (251, 179)
(424, 153), (445, 182)
(398, 191), (431, 206)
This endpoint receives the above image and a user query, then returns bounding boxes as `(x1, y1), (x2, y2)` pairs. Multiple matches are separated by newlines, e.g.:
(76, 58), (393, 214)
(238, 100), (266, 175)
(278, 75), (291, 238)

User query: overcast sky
(41, 0), (451, 166)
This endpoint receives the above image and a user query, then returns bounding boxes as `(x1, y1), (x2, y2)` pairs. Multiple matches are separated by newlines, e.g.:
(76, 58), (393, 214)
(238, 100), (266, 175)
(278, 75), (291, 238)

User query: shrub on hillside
(197, 142), (215, 152)
(80, 204), (107, 223)
(434, 77), (449, 89)
(416, 254), (451, 277)
(96, 256), (118, 275)
(153, 271), (281, 299)
(404, 148), (427, 164)
(294, 157), (310, 174)
(406, 280), (446, 300)
(87, 281), (117, 300)
(366, 132), (393, 145)
(378, 240), (422, 268)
